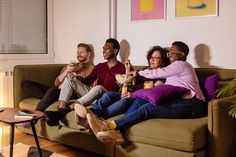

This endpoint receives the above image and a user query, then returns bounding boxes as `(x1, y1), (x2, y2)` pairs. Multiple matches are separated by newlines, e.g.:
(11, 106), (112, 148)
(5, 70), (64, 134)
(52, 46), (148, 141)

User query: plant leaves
(228, 103), (236, 119)
(217, 79), (236, 98)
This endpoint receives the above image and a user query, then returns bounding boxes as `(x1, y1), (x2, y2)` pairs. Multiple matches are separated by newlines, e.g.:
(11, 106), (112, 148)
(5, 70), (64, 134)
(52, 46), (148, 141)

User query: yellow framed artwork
(175, 0), (218, 18)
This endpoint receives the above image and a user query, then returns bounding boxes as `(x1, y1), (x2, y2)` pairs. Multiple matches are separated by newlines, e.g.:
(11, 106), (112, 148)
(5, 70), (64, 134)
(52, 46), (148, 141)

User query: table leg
(30, 121), (42, 157)
(10, 124), (14, 157)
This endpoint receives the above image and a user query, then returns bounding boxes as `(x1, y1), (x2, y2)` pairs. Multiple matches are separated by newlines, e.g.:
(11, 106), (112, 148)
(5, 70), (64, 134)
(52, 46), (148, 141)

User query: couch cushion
(19, 98), (59, 111)
(19, 98), (40, 110)
(19, 98), (82, 130)
(125, 117), (207, 152)
(20, 98), (207, 152)
(199, 74), (219, 101)
(60, 110), (83, 130)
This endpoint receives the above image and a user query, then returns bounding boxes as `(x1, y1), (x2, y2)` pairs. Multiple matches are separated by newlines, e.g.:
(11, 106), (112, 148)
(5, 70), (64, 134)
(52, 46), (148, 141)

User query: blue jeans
(90, 92), (136, 119)
(115, 97), (207, 130)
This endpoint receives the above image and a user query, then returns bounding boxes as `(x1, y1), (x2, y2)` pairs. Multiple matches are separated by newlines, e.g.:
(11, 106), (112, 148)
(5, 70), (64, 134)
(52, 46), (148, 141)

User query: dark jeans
(90, 91), (123, 118)
(91, 92), (207, 130)
(22, 80), (60, 112)
(115, 97), (207, 130)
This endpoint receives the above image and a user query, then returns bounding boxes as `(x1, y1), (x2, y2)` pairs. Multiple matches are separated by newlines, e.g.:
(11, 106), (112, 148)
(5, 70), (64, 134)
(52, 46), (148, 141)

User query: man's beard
(78, 56), (88, 63)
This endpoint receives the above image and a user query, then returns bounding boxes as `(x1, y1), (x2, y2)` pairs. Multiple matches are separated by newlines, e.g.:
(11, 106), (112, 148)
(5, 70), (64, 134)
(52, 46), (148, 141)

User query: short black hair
(106, 38), (120, 52)
(172, 41), (189, 60)
(147, 46), (170, 67)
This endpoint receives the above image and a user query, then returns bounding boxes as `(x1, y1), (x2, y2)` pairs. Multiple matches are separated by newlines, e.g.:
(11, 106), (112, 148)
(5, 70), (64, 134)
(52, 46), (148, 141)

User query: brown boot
(96, 130), (124, 145)
(86, 113), (110, 135)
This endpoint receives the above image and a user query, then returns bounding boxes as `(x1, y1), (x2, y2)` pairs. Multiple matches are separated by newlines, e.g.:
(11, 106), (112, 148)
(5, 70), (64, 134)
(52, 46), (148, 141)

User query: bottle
(121, 83), (128, 95)
(144, 81), (154, 89)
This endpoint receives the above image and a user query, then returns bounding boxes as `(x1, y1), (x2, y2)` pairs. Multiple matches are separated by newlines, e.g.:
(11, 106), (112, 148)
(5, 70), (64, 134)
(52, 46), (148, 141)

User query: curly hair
(146, 46), (170, 67)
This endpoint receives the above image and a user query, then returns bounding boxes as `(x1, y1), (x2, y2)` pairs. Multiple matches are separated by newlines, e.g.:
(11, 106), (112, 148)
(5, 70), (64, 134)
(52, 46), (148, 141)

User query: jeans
(77, 85), (107, 106)
(58, 77), (92, 103)
(58, 77), (107, 107)
(22, 80), (61, 111)
(115, 97), (207, 130)
(90, 92), (137, 119)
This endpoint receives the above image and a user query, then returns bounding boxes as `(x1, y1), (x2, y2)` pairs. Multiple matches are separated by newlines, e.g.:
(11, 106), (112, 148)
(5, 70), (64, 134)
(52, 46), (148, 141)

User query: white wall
(53, 0), (110, 64)
(116, 0), (236, 68)
(0, 0), (235, 70)
(53, 0), (236, 68)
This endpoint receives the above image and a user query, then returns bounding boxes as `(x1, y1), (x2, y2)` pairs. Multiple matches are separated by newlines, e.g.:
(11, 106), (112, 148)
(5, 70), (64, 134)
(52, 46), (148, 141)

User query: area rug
(1, 143), (66, 157)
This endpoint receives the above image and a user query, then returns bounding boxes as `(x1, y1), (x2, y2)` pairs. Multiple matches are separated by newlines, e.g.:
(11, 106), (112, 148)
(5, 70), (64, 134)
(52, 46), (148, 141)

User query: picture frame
(175, 0), (219, 18)
(131, 0), (165, 21)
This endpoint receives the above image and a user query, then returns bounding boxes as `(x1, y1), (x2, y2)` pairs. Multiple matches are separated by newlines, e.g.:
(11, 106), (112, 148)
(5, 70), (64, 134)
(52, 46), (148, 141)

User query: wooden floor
(0, 125), (105, 157)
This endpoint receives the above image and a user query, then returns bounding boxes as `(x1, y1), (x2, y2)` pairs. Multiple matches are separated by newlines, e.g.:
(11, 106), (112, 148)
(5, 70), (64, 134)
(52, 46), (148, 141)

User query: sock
(46, 107), (72, 120)
(58, 108), (64, 111)
(59, 107), (72, 117)
(108, 120), (117, 130)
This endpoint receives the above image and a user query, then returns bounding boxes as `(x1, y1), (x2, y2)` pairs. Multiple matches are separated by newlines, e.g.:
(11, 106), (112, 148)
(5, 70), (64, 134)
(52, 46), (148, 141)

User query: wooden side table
(0, 108), (44, 157)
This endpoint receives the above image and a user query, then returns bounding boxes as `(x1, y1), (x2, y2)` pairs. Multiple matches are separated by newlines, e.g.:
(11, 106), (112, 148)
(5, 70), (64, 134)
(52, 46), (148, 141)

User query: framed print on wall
(175, 0), (218, 18)
(131, 0), (165, 21)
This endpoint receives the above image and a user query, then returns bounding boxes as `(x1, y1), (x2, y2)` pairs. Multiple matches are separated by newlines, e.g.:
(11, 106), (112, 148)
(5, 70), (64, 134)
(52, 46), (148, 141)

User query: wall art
(131, 0), (165, 21)
(175, 0), (218, 18)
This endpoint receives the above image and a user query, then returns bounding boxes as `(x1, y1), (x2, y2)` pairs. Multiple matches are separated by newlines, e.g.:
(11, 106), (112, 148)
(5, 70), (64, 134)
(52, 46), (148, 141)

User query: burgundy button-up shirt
(81, 61), (125, 92)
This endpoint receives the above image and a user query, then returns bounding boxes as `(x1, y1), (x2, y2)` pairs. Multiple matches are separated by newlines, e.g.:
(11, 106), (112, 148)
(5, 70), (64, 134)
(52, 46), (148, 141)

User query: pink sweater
(138, 61), (205, 100)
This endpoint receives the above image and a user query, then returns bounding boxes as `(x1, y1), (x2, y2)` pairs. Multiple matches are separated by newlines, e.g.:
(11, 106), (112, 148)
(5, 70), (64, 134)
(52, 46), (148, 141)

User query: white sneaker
(74, 104), (91, 130)
(74, 104), (88, 118)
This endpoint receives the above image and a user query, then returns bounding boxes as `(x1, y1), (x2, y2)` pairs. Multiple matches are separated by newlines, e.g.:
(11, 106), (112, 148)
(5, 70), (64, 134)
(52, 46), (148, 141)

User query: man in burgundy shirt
(46, 38), (125, 126)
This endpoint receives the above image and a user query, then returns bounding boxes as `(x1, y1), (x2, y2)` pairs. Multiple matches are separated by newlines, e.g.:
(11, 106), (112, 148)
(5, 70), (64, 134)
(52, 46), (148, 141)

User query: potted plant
(217, 78), (236, 119)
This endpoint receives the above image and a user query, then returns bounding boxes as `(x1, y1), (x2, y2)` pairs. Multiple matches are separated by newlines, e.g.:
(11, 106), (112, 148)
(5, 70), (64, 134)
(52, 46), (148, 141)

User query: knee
(47, 87), (59, 94)
(103, 92), (111, 99)
(61, 77), (74, 87)
(94, 85), (106, 94)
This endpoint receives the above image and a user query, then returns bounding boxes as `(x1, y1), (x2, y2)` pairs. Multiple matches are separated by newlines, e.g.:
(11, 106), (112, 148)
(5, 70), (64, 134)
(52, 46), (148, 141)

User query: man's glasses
(167, 51), (185, 57)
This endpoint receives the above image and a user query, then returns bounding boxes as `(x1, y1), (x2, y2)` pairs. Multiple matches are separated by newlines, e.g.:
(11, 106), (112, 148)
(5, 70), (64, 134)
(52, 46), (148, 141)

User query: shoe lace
(99, 118), (110, 131)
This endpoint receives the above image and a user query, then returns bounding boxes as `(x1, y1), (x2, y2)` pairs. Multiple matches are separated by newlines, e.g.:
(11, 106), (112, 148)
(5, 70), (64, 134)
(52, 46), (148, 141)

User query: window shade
(0, 0), (47, 54)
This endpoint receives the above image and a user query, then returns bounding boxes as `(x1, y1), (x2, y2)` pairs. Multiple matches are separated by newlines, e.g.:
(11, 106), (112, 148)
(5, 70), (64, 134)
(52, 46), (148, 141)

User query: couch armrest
(13, 64), (65, 108)
(208, 95), (236, 157)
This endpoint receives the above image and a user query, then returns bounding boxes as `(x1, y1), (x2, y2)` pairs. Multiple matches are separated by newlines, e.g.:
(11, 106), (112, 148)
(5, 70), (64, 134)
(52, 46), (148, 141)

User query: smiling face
(167, 45), (186, 63)
(77, 46), (90, 63)
(149, 51), (163, 69)
(102, 42), (117, 60)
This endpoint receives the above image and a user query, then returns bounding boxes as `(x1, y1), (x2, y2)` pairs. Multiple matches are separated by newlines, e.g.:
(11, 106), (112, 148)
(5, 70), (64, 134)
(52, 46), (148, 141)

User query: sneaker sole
(74, 104), (87, 118)
(97, 131), (124, 145)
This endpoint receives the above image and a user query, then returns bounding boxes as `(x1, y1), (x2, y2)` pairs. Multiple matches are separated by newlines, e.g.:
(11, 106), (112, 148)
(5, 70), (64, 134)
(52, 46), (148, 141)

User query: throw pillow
(199, 74), (219, 101)
(131, 84), (190, 105)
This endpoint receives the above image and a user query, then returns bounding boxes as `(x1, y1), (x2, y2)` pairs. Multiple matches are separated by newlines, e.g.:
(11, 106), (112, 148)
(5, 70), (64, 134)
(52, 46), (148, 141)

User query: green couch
(13, 64), (236, 157)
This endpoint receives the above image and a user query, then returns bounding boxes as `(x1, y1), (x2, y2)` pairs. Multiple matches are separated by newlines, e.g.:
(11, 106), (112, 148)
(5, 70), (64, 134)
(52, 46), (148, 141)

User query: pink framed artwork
(131, 0), (165, 21)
